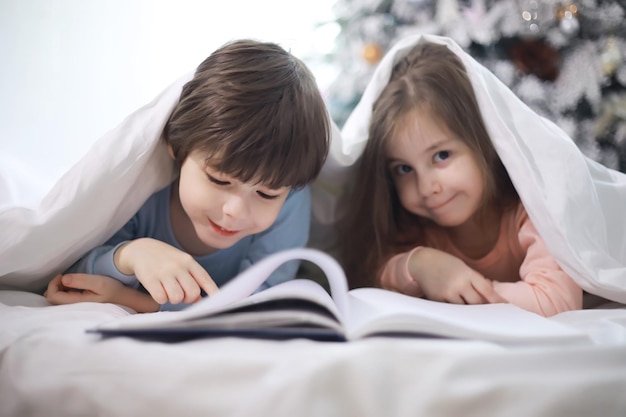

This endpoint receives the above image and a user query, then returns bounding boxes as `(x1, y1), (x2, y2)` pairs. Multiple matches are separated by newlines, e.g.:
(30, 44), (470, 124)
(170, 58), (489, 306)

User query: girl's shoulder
(501, 201), (531, 233)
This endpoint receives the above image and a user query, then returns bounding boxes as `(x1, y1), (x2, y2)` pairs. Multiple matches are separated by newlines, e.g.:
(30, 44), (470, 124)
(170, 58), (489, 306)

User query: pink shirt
(380, 203), (582, 316)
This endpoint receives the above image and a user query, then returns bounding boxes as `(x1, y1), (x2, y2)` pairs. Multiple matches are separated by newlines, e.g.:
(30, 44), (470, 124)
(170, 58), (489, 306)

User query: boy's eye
(207, 174), (230, 186)
(433, 150), (450, 163)
(257, 191), (280, 200)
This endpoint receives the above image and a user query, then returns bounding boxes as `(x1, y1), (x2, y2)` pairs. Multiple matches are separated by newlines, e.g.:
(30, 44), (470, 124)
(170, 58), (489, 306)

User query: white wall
(0, 0), (337, 196)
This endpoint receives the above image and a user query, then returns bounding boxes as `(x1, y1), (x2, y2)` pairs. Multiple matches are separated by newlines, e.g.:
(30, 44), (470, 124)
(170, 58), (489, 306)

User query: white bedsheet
(2, 291), (626, 417)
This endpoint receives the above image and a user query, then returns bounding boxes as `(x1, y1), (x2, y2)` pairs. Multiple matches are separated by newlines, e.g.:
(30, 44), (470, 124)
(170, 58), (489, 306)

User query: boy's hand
(407, 247), (505, 305)
(45, 273), (161, 313)
(114, 238), (219, 306)
(45, 273), (125, 305)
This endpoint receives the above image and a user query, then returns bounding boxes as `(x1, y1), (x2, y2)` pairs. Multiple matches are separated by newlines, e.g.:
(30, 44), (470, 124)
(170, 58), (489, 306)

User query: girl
(338, 40), (582, 317)
(45, 39), (330, 312)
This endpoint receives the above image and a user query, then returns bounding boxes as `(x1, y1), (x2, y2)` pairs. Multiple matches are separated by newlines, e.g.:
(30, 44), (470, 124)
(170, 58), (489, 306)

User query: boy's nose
(223, 195), (247, 218)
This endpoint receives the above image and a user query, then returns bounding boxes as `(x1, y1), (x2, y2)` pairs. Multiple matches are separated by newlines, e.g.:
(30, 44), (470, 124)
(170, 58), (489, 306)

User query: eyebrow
(386, 137), (454, 163)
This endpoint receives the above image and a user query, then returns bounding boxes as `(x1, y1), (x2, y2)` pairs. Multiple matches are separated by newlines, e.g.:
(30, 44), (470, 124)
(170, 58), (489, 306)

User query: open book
(93, 248), (590, 346)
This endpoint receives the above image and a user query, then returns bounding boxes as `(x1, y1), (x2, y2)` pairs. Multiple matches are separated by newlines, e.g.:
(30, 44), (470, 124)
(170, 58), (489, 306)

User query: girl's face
(386, 109), (486, 229)
(173, 149), (290, 255)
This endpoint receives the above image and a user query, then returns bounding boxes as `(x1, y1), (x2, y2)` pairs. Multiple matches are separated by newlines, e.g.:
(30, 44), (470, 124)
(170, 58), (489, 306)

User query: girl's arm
(379, 247), (504, 304)
(378, 247), (426, 297)
(492, 210), (582, 317)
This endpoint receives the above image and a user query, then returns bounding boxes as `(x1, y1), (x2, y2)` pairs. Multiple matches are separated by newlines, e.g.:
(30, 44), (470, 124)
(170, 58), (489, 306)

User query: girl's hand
(407, 247), (505, 304)
(114, 238), (219, 306)
(45, 273), (125, 305)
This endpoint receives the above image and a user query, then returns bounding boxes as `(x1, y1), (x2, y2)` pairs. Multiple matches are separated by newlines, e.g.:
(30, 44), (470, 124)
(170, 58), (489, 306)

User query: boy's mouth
(209, 219), (238, 237)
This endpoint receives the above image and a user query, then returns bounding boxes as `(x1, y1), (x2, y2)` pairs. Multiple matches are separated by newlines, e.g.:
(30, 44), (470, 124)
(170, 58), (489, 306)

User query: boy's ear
(167, 144), (176, 160)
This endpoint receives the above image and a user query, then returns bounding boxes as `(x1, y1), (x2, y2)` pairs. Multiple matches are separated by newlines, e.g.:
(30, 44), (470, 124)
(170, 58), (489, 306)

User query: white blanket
(2, 290), (626, 417)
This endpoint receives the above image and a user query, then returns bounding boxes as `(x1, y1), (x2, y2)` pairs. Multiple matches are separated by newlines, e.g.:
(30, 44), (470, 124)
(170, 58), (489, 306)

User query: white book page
(238, 279), (343, 322)
(345, 288), (589, 344)
(98, 248), (349, 330)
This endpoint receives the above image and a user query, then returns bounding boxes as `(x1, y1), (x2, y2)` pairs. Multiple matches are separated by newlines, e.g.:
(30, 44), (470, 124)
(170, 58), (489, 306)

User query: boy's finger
(46, 274), (64, 291)
(60, 274), (95, 291)
(190, 264), (219, 296)
(175, 275), (202, 304)
(46, 290), (91, 305)
(143, 282), (168, 305)
(161, 277), (185, 304)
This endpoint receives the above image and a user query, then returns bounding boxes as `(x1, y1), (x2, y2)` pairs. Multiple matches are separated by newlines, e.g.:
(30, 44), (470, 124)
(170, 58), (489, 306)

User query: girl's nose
(417, 172), (442, 196)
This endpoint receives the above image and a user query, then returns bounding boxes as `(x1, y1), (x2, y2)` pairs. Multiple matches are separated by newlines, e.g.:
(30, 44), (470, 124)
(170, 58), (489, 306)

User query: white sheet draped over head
(1, 34), (625, 304)
(0, 69), (345, 293)
(338, 34), (626, 304)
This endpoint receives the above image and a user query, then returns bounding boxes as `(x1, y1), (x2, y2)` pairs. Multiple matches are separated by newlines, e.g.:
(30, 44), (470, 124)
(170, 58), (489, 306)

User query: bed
(2, 34), (626, 417)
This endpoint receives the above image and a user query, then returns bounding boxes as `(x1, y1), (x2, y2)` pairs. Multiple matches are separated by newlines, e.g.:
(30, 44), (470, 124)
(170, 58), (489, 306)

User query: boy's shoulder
(133, 182), (173, 223)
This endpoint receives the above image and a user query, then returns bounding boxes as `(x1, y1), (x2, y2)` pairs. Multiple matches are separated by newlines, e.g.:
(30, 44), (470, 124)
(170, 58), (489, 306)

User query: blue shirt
(66, 182), (311, 310)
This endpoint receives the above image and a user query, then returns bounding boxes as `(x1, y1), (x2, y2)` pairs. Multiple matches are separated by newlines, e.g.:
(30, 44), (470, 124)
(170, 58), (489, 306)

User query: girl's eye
(207, 175), (229, 186)
(392, 164), (412, 176)
(257, 191), (280, 200)
(433, 150), (450, 163)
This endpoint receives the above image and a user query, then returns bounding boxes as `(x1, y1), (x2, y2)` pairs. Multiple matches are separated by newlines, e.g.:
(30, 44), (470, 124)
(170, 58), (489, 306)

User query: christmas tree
(325, 0), (626, 171)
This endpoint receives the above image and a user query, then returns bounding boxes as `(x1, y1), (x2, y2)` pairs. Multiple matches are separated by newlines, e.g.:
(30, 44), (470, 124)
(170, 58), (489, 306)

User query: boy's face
(172, 150), (290, 255)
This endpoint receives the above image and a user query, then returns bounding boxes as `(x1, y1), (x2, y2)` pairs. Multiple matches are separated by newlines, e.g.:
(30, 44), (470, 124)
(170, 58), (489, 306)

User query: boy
(45, 39), (330, 312)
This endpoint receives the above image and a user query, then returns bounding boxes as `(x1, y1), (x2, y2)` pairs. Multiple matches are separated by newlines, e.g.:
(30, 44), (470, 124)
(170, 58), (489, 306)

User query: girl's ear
(167, 144), (176, 160)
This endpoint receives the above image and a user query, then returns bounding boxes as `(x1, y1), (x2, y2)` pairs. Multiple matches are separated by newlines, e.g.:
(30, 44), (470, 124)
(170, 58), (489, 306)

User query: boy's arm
(109, 283), (160, 313)
(65, 213), (141, 288)
(45, 273), (159, 313)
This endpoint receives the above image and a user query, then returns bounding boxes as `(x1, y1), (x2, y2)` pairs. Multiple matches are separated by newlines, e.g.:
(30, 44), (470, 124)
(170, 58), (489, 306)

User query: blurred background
(324, 0), (626, 173)
(0, 0), (337, 192)
(1, 0), (625, 199)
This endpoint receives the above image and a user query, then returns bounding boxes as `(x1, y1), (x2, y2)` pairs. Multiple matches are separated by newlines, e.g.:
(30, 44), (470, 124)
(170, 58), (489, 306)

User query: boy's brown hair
(164, 39), (330, 189)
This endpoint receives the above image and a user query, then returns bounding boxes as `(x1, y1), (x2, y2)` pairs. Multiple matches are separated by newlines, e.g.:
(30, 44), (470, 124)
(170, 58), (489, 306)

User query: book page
(97, 248), (350, 330)
(345, 288), (589, 345)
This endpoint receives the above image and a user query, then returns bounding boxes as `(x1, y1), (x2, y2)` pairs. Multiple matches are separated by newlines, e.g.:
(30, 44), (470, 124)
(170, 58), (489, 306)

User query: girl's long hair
(336, 42), (518, 289)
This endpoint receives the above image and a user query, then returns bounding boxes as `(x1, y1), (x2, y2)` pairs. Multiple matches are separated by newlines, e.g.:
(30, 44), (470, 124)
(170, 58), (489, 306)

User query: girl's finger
(471, 278), (506, 304)
(459, 289), (486, 305)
